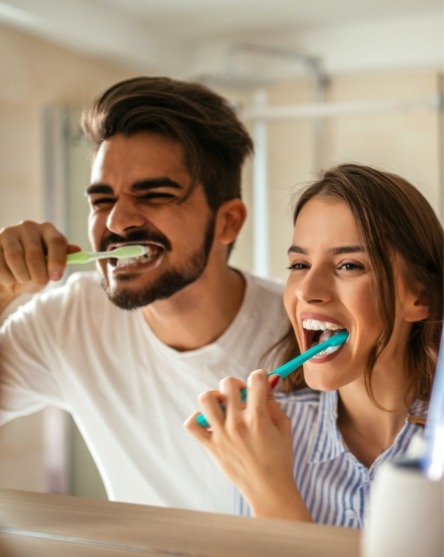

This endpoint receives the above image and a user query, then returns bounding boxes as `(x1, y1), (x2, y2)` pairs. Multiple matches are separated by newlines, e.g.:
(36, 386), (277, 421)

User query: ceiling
(0, 0), (442, 80)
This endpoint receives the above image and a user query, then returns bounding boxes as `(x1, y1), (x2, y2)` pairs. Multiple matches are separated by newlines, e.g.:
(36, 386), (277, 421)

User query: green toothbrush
(196, 330), (349, 427)
(66, 245), (149, 264)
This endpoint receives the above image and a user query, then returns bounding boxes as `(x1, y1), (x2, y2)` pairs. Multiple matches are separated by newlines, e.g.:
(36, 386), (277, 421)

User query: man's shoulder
(65, 270), (101, 288)
(243, 271), (285, 297)
(36, 271), (104, 308)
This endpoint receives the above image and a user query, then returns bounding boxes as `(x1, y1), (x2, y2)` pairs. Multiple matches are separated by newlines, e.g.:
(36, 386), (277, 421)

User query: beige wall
(0, 23), (133, 495)
(0, 23), (135, 228)
(230, 69), (442, 282)
(0, 22), (442, 498)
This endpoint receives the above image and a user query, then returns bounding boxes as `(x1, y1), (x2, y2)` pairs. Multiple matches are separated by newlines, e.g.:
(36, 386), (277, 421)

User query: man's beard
(101, 216), (216, 310)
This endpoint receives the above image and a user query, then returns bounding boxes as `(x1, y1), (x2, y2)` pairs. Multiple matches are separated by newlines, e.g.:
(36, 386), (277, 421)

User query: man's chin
(105, 288), (150, 311)
(100, 271), (202, 310)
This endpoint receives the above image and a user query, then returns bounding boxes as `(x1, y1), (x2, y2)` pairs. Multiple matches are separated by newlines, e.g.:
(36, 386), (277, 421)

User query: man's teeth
(115, 251), (155, 267)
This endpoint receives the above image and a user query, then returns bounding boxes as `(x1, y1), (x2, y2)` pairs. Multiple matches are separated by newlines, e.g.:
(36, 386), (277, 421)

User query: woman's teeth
(316, 344), (342, 357)
(303, 319), (344, 332)
(302, 319), (347, 355)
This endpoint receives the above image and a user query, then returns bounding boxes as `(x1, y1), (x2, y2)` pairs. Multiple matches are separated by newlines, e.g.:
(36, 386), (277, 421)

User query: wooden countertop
(0, 488), (361, 556)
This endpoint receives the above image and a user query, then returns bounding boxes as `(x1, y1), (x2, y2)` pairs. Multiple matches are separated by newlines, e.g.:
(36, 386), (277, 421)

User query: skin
(185, 197), (428, 521)
(0, 132), (248, 351)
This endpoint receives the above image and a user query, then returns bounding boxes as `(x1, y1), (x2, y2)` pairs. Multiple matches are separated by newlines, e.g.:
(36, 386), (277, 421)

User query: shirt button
(345, 509), (357, 520)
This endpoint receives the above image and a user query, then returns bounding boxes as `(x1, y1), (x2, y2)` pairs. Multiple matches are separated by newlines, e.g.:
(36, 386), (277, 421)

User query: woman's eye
(338, 261), (364, 272)
(287, 261), (309, 271)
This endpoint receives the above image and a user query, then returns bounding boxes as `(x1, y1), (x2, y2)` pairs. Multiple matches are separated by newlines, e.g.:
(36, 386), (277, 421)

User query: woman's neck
(337, 368), (411, 467)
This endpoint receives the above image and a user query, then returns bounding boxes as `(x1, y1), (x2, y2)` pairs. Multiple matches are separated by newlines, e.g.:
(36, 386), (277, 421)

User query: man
(0, 77), (288, 513)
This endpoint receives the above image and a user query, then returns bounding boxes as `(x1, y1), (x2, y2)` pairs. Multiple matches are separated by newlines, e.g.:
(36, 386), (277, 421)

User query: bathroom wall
(0, 20), (442, 498)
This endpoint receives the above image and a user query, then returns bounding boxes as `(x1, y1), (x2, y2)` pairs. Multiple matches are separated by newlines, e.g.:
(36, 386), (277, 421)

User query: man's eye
(89, 197), (115, 207)
(141, 192), (177, 204)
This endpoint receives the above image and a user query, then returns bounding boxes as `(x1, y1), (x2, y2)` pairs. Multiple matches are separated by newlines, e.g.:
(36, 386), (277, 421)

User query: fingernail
(269, 375), (280, 389)
(49, 270), (63, 281)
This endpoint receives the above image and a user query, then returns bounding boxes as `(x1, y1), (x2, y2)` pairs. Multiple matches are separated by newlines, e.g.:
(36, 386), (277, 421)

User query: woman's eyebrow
(287, 245), (364, 255)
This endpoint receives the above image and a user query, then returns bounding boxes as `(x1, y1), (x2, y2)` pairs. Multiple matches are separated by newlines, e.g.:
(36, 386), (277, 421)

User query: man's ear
(215, 199), (247, 245)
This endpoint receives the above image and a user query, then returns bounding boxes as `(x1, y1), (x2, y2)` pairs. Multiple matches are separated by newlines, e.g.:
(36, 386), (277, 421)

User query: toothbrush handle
(195, 351), (309, 428)
(66, 252), (93, 264)
(195, 331), (349, 428)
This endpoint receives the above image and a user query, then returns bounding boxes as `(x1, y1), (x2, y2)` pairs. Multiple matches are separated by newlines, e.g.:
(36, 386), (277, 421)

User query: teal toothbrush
(66, 245), (149, 264)
(196, 330), (349, 427)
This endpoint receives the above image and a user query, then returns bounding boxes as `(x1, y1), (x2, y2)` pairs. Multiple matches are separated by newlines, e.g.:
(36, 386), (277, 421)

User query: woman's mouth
(302, 318), (348, 358)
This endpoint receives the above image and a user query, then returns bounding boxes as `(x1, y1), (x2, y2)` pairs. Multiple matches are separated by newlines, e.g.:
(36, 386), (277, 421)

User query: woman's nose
(293, 269), (332, 304)
(105, 198), (146, 235)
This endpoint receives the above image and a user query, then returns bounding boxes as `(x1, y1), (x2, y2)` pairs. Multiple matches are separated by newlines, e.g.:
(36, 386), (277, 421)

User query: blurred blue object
(421, 328), (444, 480)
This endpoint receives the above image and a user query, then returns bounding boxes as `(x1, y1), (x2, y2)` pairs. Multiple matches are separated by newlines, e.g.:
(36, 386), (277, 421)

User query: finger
(184, 411), (213, 443)
(1, 229), (34, 284)
(0, 221), (67, 286)
(245, 370), (269, 414)
(40, 223), (69, 281)
(219, 376), (246, 411)
(197, 389), (227, 430)
(0, 247), (18, 287)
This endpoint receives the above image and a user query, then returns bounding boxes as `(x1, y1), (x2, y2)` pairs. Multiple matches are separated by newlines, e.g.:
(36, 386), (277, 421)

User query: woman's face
(283, 196), (415, 391)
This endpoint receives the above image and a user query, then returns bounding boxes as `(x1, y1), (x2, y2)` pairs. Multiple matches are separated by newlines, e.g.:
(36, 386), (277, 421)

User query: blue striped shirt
(234, 388), (427, 527)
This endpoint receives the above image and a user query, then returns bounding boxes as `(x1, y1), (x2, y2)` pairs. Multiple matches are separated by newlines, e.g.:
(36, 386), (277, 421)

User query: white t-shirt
(0, 270), (287, 513)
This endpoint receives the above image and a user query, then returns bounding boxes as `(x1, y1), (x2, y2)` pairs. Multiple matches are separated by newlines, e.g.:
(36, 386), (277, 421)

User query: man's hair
(81, 76), (254, 212)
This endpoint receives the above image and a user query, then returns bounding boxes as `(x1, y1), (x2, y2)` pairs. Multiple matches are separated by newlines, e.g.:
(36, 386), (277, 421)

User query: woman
(185, 163), (443, 527)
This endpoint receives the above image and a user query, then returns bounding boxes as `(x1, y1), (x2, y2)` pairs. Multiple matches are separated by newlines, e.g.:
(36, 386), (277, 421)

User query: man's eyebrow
(287, 245), (365, 255)
(85, 183), (112, 196)
(85, 178), (183, 197)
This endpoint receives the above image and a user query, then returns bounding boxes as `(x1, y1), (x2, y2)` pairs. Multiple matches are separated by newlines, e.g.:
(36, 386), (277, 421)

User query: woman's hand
(184, 370), (312, 522)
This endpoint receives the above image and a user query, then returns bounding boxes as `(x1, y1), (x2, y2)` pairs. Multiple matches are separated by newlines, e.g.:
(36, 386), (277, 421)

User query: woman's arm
(184, 369), (312, 522)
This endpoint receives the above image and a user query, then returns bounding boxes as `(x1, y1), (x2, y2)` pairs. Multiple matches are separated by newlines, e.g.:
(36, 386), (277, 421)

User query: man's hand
(0, 221), (79, 310)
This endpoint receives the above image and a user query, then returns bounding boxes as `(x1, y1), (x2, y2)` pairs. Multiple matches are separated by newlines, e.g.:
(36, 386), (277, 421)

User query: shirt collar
(308, 391), (429, 465)
(309, 390), (346, 463)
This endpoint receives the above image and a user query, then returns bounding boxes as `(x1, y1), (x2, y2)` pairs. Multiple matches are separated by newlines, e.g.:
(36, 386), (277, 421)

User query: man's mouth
(108, 243), (164, 268)
(302, 319), (348, 357)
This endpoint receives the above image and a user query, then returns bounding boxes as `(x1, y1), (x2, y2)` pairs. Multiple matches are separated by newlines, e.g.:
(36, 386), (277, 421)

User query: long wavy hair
(267, 163), (443, 411)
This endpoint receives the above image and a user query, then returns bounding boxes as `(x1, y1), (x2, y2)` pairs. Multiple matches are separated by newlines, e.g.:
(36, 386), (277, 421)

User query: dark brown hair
(81, 76), (254, 212)
(274, 163), (443, 409)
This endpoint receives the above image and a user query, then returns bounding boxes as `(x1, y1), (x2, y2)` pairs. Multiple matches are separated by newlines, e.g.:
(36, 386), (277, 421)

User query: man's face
(86, 132), (215, 309)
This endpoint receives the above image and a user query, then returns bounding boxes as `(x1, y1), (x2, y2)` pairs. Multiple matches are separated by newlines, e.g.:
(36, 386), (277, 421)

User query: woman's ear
(215, 199), (247, 245)
(404, 286), (429, 323)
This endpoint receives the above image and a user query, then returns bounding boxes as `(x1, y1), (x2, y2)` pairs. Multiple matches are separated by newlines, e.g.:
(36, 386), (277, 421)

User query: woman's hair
(273, 163), (443, 410)
(81, 76), (254, 213)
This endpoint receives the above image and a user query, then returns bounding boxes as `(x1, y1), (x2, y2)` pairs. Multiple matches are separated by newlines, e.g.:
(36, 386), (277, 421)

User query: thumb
(266, 375), (287, 425)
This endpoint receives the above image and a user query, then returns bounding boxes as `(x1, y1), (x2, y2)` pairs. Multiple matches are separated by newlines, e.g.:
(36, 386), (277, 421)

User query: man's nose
(105, 198), (146, 235)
